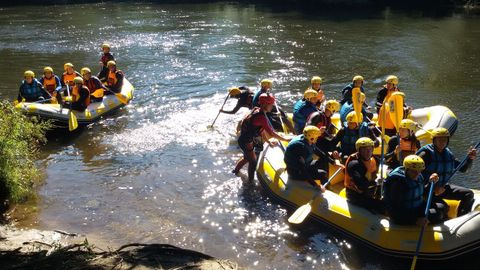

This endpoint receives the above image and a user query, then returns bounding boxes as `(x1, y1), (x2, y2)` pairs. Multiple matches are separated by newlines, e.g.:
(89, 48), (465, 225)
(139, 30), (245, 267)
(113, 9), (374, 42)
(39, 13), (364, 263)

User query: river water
(1, 2), (479, 269)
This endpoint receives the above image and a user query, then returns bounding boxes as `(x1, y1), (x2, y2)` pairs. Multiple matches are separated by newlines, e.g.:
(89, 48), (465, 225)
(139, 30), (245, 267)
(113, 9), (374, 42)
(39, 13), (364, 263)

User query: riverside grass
(0, 100), (50, 208)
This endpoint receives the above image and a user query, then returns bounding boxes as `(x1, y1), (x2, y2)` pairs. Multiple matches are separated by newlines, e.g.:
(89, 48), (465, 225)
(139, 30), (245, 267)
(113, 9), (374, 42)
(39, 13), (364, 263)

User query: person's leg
(440, 184), (474, 216)
(428, 198), (449, 223)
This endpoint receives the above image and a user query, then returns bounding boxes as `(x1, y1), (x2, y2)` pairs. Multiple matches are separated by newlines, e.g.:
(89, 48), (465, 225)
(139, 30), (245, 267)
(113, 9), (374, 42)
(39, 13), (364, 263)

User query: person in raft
(306, 99), (340, 153)
(383, 155), (447, 225)
(105, 60), (124, 94)
(98, 43), (115, 82)
(344, 137), (384, 214)
(375, 75), (411, 137)
(340, 75), (365, 105)
(385, 119), (421, 172)
(81, 67), (107, 103)
(60, 62), (82, 89)
(307, 76), (326, 108)
(416, 127), (477, 217)
(233, 93), (291, 181)
(292, 89), (319, 134)
(220, 86), (254, 114)
(17, 70), (50, 103)
(64, 77), (90, 112)
(39, 66), (62, 104)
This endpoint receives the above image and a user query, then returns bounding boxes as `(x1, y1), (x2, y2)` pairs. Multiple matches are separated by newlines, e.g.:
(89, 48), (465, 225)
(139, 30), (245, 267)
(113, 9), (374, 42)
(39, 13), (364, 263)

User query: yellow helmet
(101, 43), (110, 49)
(43, 66), (53, 73)
(311, 76), (322, 84)
(228, 87), (241, 97)
(303, 125), (322, 142)
(355, 137), (374, 151)
(304, 89), (318, 100)
(386, 75), (399, 85)
(260, 79), (272, 88)
(81, 67), (91, 76)
(403, 155), (425, 171)
(24, 70), (35, 78)
(431, 127), (450, 138)
(73, 76), (84, 84)
(107, 60), (116, 67)
(399, 119), (417, 131)
(346, 111), (362, 124)
(325, 100), (340, 113)
(64, 62), (74, 70)
(352, 75), (364, 82)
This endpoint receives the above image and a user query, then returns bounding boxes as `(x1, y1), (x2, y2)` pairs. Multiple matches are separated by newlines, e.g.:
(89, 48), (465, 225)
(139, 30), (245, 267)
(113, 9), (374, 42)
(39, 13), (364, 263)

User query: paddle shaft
(274, 101), (287, 134)
(379, 101), (387, 198)
(210, 93), (230, 127)
(309, 166), (344, 201)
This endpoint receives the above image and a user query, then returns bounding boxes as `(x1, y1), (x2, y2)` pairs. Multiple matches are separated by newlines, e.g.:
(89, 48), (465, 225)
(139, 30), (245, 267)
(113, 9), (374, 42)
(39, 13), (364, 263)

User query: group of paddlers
(219, 75), (477, 225)
(16, 43), (124, 111)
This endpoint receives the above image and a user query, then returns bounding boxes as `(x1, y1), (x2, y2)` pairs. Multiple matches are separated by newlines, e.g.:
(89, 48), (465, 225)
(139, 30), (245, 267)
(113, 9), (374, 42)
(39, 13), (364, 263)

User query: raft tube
(15, 78), (134, 128)
(256, 143), (480, 260)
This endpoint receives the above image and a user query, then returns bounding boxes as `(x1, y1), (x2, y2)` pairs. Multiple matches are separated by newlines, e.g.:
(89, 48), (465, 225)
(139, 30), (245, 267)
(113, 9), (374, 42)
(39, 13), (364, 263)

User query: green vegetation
(0, 100), (50, 211)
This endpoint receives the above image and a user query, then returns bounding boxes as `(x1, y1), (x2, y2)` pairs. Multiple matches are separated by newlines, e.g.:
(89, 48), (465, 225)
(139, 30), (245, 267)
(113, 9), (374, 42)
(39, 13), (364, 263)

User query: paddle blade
(388, 92), (405, 131)
(116, 93), (129, 105)
(69, 111), (78, 131)
(288, 202), (312, 224)
(91, 88), (105, 98)
(352, 87), (362, 123)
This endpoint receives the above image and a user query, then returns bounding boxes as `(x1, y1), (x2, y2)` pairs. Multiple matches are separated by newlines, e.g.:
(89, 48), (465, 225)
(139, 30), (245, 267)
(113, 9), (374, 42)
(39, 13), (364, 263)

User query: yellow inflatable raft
(256, 143), (480, 260)
(15, 78), (134, 128)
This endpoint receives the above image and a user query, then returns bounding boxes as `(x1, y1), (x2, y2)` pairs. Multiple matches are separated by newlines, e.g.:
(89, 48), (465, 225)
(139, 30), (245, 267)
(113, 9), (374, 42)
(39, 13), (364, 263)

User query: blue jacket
(384, 166), (425, 211)
(340, 83), (364, 105)
(252, 88), (267, 108)
(284, 135), (314, 180)
(293, 99), (317, 134)
(17, 79), (50, 102)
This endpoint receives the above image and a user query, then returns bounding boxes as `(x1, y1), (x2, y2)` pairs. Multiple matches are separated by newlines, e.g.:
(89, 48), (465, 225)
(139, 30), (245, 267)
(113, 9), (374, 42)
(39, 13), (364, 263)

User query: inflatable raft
(15, 78), (134, 128)
(256, 141), (480, 260)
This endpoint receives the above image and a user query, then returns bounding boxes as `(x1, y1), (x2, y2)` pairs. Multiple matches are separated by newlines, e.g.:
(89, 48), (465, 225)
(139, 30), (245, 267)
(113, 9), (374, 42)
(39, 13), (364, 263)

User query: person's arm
(60, 74), (66, 87)
(385, 136), (398, 162)
(17, 84), (24, 102)
(94, 77), (107, 90)
(114, 72), (123, 91)
(313, 145), (336, 165)
(329, 128), (344, 150)
(55, 76), (62, 91)
(38, 81), (51, 99)
(347, 160), (371, 192)
(255, 114), (290, 141)
(221, 100), (242, 114)
(375, 89), (386, 113)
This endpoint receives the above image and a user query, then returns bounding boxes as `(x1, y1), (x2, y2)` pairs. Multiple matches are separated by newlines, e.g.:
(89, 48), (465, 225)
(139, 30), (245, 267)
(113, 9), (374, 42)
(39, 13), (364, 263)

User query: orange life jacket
(107, 70), (118, 87)
(344, 153), (378, 193)
(42, 76), (57, 94)
(72, 85), (90, 107)
(63, 72), (77, 87)
(397, 137), (419, 161)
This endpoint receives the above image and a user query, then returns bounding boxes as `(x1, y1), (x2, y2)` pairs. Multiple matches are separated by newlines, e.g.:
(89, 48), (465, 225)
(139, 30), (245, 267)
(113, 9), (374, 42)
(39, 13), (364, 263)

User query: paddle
(288, 167), (343, 224)
(208, 93), (230, 128)
(351, 87), (362, 124)
(379, 99), (387, 197)
(65, 84), (78, 131)
(389, 92), (405, 165)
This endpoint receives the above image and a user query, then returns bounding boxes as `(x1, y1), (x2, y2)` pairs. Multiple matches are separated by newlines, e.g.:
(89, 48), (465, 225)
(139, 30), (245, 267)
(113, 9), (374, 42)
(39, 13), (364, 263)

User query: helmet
(64, 62), (74, 70)
(260, 79), (272, 88)
(81, 67), (91, 76)
(73, 76), (84, 84)
(355, 137), (374, 151)
(431, 127), (450, 138)
(258, 93), (275, 105)
(325, 100), (340, 113)
(107, 60), (116, 67)
(386, 75), (399, 85)
(403, 155), (425, 171)
(346, 111), (362, 124)
(399, 119), (416, 131)
(43, 66), (53, 73)
(24, 70), (35, 78)
(228, 87), (241, 97)
(352, 75), (364, 82)
(101, 43), (110, 49)
(304, 89), (318, 100)
(311, 76), (322, 84)
(303, 125), (321, 142)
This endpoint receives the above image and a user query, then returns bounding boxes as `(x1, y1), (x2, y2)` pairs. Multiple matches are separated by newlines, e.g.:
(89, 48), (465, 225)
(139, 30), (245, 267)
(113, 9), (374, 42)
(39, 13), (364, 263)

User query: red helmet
(258, 93), (275, 105)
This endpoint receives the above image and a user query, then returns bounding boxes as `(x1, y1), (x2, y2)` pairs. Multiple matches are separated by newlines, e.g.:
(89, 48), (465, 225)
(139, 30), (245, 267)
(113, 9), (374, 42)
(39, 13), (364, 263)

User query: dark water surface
(1, 2), (479, 269)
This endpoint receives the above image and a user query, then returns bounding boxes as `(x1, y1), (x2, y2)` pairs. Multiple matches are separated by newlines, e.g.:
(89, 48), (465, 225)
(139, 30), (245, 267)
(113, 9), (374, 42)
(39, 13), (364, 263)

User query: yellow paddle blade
(69, 111), (78, 131)
(352, 87), (362, 123)
(115, 93), (129, 105)
(288, 201), (313, 224)
(91, 88), (105, 98)
(388, 91), (405, 131)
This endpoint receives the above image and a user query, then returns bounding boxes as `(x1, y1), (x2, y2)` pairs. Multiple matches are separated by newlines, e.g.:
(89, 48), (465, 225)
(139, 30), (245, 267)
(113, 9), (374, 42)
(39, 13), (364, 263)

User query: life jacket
(284, 135), (314, 178)
(72, 85), (91, 107)
(239, 108), (265, 142)
(307, 111), (330, 130)
(340, 124), (369, 156)
(377, 89), (396, 129)
(293, 99), (317, 134)
(252, 89), (268, 108)
(42, 76), (58, 94)
(100, 52), (114, 66)
(107, 69), (123, 87)
(397, 137), (419, 161)
(63, 72), (77, 87)
(20, 79), (44, 101)
(384, 166), (424, 210)
(418, 144), (455, 187)
(239, 90), (254, 109)
(344, 153), (378, 193)
(84, 77), (104, 98)
(308, 87), (324, 105)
